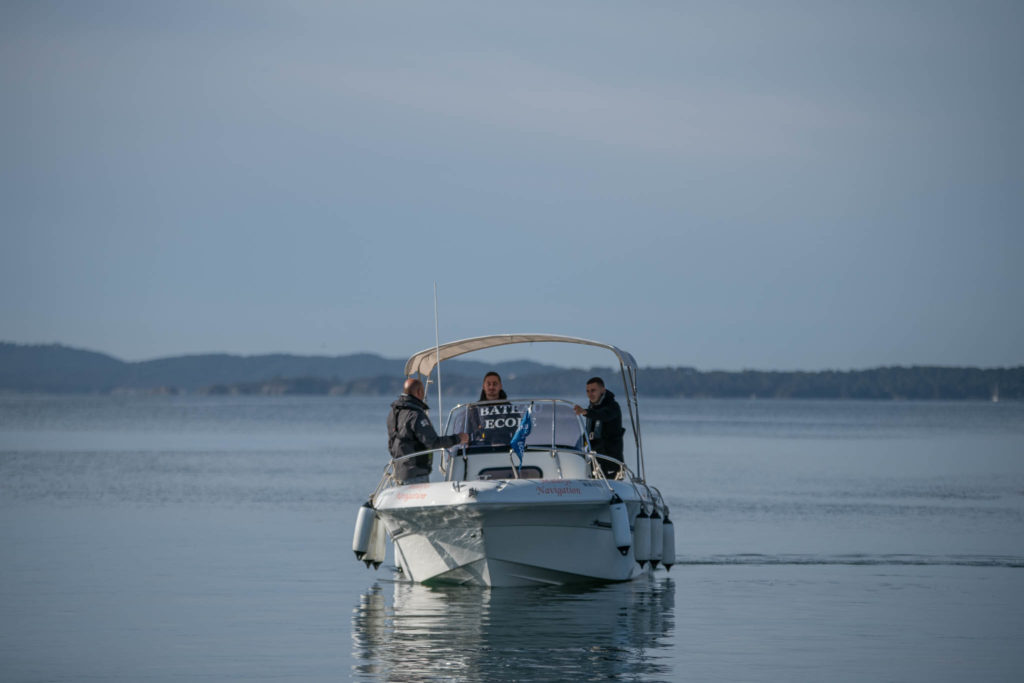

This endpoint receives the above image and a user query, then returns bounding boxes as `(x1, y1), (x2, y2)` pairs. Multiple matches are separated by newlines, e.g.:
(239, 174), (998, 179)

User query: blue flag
(508, 403), (534, 468)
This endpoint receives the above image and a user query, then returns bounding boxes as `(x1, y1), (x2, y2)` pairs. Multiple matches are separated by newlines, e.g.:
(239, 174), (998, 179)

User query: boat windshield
(444, 399), (587, 452)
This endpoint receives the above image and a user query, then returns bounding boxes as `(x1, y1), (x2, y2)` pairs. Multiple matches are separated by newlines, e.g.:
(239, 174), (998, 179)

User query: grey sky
(2, 1), (1021, 370)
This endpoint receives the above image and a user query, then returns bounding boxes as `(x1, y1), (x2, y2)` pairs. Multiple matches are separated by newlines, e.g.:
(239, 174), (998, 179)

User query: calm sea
(1, 395), (1022, 682)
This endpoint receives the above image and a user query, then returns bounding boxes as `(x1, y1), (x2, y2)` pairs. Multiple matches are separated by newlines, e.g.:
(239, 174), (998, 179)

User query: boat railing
(367, 447), (453, 499)
(368, 445), (638, 503)
(366, 398), (640, 499)
(443, 397), (589, 447)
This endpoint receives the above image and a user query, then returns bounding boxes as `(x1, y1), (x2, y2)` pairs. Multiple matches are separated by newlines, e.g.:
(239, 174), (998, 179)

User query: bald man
(386, 378), (469, 484)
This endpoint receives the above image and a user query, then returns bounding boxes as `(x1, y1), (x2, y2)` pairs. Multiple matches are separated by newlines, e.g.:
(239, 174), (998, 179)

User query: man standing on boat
(387, 378), (469, 484)
(573, 377), (625, 478)
(478, 371), (508, 402)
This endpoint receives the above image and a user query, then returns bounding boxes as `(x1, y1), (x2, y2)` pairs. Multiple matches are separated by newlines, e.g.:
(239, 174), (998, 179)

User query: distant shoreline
(2, 342), (1020, 400)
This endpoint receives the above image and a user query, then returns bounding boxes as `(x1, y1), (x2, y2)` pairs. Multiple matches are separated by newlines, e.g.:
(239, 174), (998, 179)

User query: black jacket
(585, 389), (625, 462)
(387, 394), (461, 482)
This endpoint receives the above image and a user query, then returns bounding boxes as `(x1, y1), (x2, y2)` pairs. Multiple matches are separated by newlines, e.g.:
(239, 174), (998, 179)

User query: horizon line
(2, 340), (1021, 374)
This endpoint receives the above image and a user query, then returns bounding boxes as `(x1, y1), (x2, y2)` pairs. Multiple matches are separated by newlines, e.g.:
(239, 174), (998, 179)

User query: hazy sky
(2, 1), (1022, 370)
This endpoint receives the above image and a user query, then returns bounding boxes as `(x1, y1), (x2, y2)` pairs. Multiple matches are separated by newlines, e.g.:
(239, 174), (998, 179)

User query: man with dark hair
(573, 376), (625, 478)
(387, 378), (469, 484)
(478, 371), (508, 402)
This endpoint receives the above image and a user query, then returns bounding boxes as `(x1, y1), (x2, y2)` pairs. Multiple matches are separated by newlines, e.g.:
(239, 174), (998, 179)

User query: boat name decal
(483, 417), (521, 429)
(477, 404), (523, 430)
(536, 485), (582, 497)
(477, 404), (520, 417)
(396, 492), (427, 501)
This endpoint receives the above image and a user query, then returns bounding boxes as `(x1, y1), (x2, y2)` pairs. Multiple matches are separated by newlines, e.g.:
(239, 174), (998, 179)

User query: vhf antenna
(433, 281), (442, 418)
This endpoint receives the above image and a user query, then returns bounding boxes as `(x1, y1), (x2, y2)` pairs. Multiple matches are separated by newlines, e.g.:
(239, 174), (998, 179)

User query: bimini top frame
(404, 333), (646, 480)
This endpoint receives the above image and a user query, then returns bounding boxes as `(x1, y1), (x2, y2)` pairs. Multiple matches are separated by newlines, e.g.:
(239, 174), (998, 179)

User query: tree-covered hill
(1, 342), (1019, 399)
(0, 343), (554, 394)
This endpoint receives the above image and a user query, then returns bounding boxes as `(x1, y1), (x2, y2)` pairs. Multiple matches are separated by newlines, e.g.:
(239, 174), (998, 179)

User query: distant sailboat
(992, 384), (1000, 403)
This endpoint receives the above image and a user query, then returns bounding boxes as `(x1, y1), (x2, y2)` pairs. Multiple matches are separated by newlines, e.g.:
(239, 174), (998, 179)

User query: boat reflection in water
(352, 577), (675, 680)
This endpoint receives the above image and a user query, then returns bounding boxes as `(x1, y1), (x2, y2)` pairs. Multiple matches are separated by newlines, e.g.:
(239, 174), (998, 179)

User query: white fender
(633, 509), (651, 568)
(649, 508), (664, 568)
(661, 515), (676, 571)
(352, 501), (375, 561)
(368, 518), (385, 573)
(363, 514), (386, 569)
(609, 494), (631, 556)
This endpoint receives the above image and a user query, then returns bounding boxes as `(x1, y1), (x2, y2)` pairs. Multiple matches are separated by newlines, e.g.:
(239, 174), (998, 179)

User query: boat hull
(374, 479), (650, 587)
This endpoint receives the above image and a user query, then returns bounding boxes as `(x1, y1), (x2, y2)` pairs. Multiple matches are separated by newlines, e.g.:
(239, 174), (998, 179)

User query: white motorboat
(352, 334), (675, 587)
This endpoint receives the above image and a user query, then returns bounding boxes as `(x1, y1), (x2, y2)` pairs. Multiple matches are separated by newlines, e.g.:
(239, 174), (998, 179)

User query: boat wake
(676, 553), (1024, 568)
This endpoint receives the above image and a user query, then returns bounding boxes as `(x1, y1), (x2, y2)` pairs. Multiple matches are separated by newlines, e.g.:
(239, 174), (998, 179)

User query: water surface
(2, 395), (1022, 681)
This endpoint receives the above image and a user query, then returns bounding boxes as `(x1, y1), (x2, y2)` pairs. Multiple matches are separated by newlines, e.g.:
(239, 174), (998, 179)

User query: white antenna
(433, 281), (442, 417)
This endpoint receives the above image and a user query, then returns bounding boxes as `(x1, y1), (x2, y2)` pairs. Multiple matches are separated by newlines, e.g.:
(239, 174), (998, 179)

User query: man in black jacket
(573, 376), (626, 478)
(387, 378), (469, 484)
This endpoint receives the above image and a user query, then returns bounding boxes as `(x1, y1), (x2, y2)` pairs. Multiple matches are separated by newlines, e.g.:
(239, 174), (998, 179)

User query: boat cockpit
(435, 398), (620, 482)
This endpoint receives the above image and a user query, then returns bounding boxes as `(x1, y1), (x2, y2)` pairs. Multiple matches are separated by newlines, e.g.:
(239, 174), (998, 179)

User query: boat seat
(455, 448), (591, 481)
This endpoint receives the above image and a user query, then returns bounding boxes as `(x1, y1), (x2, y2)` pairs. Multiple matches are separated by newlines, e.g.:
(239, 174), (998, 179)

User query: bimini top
(404, 334), (638, 379)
